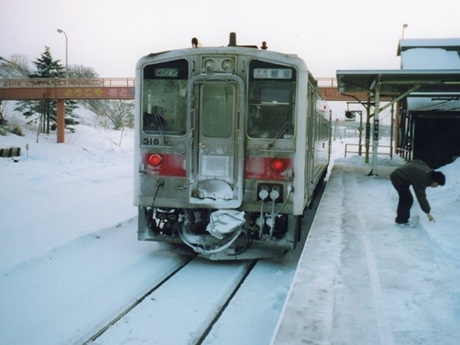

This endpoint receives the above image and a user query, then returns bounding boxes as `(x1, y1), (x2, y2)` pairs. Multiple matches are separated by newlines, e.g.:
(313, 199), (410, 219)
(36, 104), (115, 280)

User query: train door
(189, 79), (244, 208)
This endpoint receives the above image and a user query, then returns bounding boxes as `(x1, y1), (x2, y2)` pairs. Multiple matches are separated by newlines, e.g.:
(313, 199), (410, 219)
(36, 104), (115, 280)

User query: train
(134, 33), (331, 260)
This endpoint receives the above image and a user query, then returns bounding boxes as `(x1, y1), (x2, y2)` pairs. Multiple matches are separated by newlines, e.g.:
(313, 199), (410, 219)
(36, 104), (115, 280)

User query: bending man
(390, 159), (445, 228)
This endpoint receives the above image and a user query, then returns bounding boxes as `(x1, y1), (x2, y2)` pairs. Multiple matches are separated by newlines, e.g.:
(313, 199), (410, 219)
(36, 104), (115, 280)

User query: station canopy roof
(397, 38), (460, 56)
(336, 69), (460, 97)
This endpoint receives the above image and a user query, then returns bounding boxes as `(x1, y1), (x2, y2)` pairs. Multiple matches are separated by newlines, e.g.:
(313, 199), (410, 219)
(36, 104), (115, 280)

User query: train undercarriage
(138, 206), (301, 260)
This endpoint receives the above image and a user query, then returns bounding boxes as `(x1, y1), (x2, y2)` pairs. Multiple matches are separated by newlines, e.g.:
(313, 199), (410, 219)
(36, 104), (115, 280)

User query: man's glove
(427, 213), (435, 222)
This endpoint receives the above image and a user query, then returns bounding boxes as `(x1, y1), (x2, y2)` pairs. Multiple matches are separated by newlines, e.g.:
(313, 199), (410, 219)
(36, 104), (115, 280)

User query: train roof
(139, 45), (303, 65)
(136, 45), (314, 82)
(136, 33), (318, 80)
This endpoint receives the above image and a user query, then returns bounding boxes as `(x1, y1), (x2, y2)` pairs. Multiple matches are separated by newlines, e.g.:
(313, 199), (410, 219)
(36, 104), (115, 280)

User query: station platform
(270, 156), (460, 345)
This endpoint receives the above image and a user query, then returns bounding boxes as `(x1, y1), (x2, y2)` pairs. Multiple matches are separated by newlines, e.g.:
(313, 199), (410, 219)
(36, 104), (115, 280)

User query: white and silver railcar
(134, 33), (331, 260)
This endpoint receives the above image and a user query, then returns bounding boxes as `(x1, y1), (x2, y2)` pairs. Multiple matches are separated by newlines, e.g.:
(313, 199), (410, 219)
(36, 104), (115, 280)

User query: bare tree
(0, 54), (30, 78)
(9, 54), (31, 75)
(68, 64), (98, 78)
(87, 100), (134, 130)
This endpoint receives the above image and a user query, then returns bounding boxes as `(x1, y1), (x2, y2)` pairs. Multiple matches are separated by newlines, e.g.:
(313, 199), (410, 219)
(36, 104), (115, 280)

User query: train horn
(228, 32), (237, 47)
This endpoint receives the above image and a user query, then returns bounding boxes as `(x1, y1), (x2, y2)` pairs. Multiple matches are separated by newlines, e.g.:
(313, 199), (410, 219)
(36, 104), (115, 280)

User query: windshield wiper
(154, 114), (167, 144)
(267, 121), (290, 149)
(152, 106), (167, 144)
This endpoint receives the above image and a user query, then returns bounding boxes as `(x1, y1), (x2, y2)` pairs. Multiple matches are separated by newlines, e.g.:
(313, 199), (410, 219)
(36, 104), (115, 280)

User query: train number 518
(143, 138), (161, 145)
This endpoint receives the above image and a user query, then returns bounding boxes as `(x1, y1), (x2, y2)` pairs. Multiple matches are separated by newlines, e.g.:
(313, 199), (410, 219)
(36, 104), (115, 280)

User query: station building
(396, 38), (460, 168)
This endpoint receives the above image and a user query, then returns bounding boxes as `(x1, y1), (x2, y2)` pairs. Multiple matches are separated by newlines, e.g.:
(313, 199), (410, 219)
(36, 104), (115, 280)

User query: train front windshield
(141, 58), (296, 140)
(142, 59), (189, 135)
(247, 61), (296, 139)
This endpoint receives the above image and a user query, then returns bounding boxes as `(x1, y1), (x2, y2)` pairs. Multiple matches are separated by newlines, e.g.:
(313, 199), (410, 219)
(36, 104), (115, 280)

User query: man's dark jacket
(390, 160), (433, 213)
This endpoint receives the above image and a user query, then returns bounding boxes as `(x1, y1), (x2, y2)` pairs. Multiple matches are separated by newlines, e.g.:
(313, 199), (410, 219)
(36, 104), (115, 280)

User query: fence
(344, 143), (393, 159)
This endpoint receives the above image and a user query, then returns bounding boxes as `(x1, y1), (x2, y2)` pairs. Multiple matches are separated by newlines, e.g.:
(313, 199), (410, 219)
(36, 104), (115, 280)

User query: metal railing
(0, 77), (135, 88)
(344, 143), (393, 159)
(2, 77), (333, 89)
(316, 77), (337, 87)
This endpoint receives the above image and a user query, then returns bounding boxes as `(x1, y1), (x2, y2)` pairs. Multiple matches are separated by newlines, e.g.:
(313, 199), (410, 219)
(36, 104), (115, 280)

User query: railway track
(81, 183), (325, 345)
(82, 255), (196, 344)
(83, 257), (257, 345)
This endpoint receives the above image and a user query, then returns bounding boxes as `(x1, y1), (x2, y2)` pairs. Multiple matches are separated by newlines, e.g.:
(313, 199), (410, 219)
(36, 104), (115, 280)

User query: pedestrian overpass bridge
(0, 78), (135, 100)
(0, 77), (364, 143)
(0, 78), (135, 143)
(0, 77), (359, 101)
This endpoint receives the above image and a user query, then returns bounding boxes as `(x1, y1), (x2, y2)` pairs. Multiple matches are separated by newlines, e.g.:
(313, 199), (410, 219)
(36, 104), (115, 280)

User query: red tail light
(143, 153), (186, 177)
(148, 154), (162, 167)
(271, 158), (286, 172)
(245, 157), (292, 180)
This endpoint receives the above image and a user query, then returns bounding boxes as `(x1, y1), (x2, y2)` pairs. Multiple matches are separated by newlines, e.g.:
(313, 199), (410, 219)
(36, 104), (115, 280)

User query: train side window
(142, 60), (188, 135)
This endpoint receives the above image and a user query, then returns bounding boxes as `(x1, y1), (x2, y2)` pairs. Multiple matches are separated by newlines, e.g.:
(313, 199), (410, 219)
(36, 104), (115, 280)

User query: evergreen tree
(29, 46), (64, 78)
(15, 46), (79, 133)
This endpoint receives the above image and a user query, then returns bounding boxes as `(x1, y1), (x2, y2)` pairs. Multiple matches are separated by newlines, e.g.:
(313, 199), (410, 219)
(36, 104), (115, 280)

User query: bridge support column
(57, 99), (65, 143)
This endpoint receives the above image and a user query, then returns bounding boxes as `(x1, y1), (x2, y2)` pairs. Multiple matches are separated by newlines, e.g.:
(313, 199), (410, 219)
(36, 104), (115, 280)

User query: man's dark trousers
(390, 175), (413, 224)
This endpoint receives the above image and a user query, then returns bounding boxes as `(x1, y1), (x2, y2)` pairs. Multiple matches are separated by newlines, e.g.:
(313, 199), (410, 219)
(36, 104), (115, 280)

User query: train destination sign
(154, 68), (179, 78)
(253, 68), (293, 80)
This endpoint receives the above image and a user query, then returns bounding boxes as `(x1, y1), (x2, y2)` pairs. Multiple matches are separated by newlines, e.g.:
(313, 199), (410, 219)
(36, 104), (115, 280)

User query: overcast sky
(2, 0), (459, 78)
(1, 0), (459, 121)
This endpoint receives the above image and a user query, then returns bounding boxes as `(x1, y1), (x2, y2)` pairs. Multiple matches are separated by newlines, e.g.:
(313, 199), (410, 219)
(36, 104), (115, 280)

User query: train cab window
(142, 59), (188, 135)
(201, 83), (235, 138)
(247, 61), (296, 139)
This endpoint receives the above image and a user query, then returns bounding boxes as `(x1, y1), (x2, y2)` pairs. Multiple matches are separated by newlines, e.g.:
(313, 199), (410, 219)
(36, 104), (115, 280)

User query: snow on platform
(270, 156), (460, 345)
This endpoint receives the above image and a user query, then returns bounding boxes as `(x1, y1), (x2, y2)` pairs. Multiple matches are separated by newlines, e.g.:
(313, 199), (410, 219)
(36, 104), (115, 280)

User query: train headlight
(222, 59), (233, 71)
(148, 154), (163, 167)
(271, 159), (286, 172)
(204, 59), (215, 71)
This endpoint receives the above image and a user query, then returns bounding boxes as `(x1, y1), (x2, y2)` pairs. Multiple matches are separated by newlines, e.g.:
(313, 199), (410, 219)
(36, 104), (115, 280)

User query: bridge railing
(316, 77), (337, 87)
(2, 77), (335, 89)
(0, 77), (135, 88)
(2, 77), (336, 88)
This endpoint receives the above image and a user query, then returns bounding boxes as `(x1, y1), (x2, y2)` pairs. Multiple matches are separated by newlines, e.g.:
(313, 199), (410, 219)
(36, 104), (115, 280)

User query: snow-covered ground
(0, 107), (192, 344)
(1, 105), (459, 344)
(0, 106), (305, 345)
(0, 120), (136, 273)
(271, 143), (460, 344)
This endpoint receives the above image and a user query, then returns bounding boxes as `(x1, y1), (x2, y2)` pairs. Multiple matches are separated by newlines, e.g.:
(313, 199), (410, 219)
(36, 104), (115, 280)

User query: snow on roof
(407, 97), (460, 111)
(398, 38), (460, 55)
(398, 39), (460, 111)
(401, 48), (460, 69)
